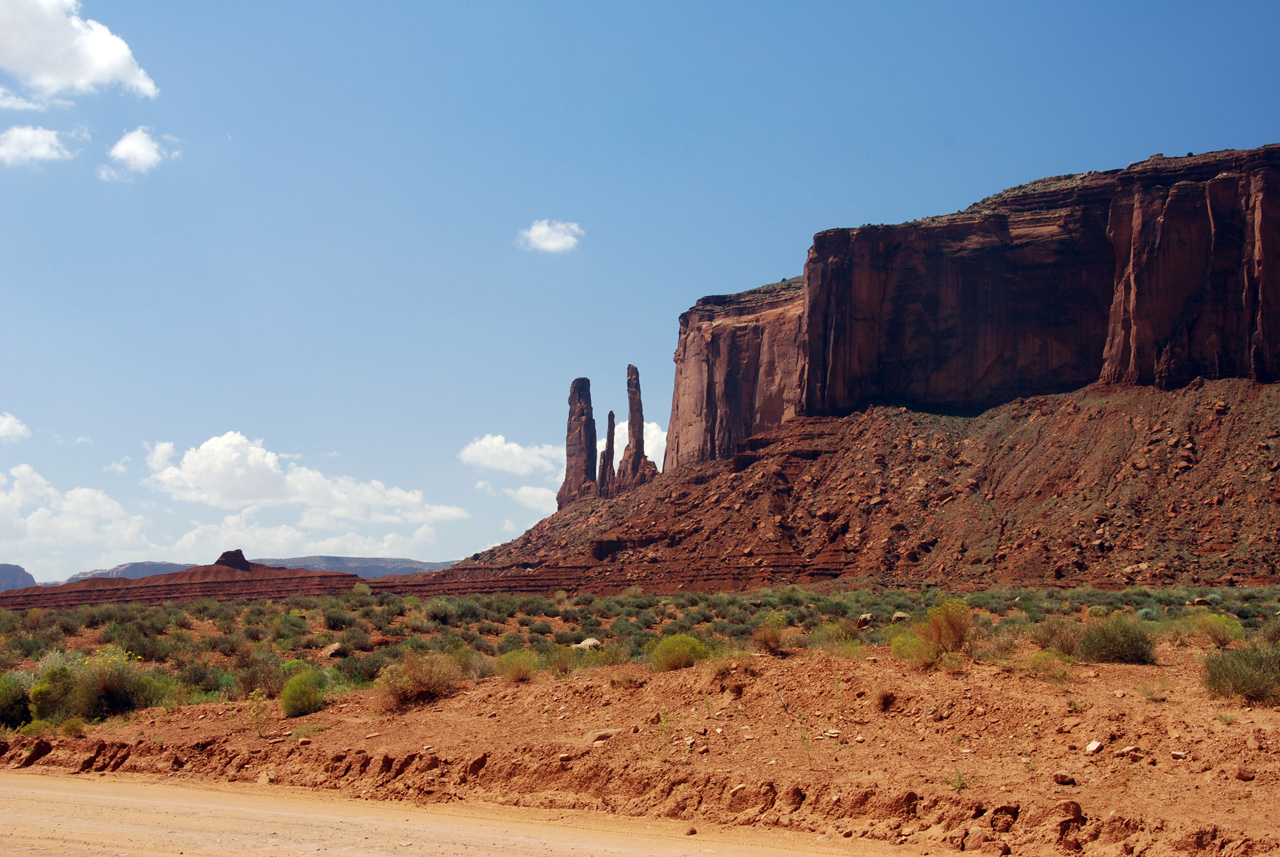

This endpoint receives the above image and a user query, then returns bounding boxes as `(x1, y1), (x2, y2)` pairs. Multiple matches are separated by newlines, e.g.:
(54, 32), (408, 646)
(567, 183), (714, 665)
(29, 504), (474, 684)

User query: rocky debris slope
(0, 552), (360, 610)
(4, 645), (1275, 856)
(669, 145), (1280, 470)
(429, 378), (1280, 597)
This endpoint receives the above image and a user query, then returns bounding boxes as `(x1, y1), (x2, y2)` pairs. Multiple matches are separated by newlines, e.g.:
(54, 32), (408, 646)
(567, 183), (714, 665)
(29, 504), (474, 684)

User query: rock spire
(555, 368), (658, 509)
(555, 378), (598, 510)
(615, 364), (658, 491)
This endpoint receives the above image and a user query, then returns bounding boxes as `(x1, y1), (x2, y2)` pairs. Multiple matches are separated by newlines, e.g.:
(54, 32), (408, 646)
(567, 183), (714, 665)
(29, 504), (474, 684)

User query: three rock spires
(555, 364), (658, 510)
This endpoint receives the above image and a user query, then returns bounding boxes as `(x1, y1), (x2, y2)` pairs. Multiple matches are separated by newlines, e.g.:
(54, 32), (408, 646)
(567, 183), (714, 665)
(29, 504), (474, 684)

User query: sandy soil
(0, 769), (879, 857)
(3, 641), (1276, 856)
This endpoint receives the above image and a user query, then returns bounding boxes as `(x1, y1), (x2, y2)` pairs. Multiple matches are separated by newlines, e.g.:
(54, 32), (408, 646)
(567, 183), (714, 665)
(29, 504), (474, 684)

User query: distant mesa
(0, 564), (37, 593)
(68, 561), (195, 583)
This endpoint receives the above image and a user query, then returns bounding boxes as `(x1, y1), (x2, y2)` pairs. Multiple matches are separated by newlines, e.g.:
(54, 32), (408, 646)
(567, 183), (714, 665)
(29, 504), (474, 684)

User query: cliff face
(668, 145), (1280, 466)
(664, 278), (805, 470)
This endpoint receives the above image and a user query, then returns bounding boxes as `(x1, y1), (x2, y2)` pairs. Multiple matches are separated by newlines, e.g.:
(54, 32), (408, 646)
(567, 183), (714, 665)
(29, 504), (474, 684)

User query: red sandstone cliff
(667, 145), (1280, 469)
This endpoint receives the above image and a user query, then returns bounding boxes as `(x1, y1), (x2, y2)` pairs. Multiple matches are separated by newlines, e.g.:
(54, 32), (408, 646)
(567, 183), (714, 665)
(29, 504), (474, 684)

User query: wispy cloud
(503, 485), (557, 514)
(517, 219), (584, 252)
(0, 86), (45, 110)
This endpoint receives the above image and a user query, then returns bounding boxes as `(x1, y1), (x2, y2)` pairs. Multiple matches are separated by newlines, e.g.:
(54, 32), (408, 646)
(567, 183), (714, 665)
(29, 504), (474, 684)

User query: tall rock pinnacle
(555, 378), (597, 510)
(598, 410), (616, 498)
(616, 364), (659, 490)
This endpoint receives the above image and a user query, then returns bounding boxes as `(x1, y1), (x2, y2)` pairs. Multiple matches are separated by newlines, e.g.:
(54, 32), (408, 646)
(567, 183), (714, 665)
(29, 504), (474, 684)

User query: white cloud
(144, 431), (469, 532)
(611, 420), (667, 473)
(0, 0), (157, 98)
(474, 480), (494, 494)
(501, 519), (518, 533)
(0, 464), (153, 560)
(98, 126), (175, 180)
(517, 219), (584, 253)
(459, 434), (562, 476)
(104, 456), (130, 475)
(0, 412), (31, 442)
(503, 485), (557, 515)
(75, 435), (92, 444)
(0, 86), (44, 110)
(0, 125), (73, 166)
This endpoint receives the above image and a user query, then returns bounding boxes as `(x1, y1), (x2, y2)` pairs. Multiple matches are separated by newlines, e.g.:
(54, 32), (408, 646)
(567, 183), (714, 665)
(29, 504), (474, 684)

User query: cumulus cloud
(458, 434), (562, 476)
(503, 485), (557, 515)
(0, 464), (153, 561)
(98, 126), (176, 180)
(144, 431), (469, 534)
(169, 508), (446, 562)
(0, 412), (31, 442)
(517, 219), (584, 252)
(0, 0), (157, 98)
(0, 124), (73, 166)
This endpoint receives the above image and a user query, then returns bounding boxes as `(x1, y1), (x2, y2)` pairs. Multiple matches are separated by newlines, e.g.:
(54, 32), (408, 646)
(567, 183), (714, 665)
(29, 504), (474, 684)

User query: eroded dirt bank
(4, 645), (1276, 855)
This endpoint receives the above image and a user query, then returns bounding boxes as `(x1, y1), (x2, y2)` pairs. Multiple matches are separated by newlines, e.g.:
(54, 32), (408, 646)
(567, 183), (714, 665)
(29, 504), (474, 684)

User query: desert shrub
(1204, 646), (1280, 704)
(0, 673), (32, 728)
(61, 716), (86, 737)
(1028, 649), (1071, 682)
(376, 652), (462, 710)
(232, 647), (287, 698)
(925, 598), (972, 653)
(447, 646), (493, 680)
(1136, 607), (1161, 622)
(323, 608), (356, 631)
(422, 598), (458, 625)
(751, 612), (787, 655)
(1259, 617), (1280, 646)
(553, 629), (585, 646)
(19, 718), (53, 738)
(29, 664), (76, 721)
(494, 649), (539, 683)
(648, 634), (711, 672)
(1079, 615), (1156, 664)
(1028, 616), (1084, 657)
(340, 626), (373, 653)
(272, 612), (309, 640)
(891, 632), (938, 670)
(528, 620), (553, 636)
(334, 649), (394, 685)
(544, 645), (578, 677)
(972, 619), (1025, 662)
(497, 632), (526, 654)
(177, 660), (231, 694)
(1193, 613), (1246, 648)
(68, 646), (149, 719)
(280, 668), (327, 717)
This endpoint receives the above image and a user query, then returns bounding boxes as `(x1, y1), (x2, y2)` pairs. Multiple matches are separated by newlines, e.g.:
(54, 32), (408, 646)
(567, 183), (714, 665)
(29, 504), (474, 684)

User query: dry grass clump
(494, 649), (539, 683)
(375, 652), (462, 710)
(1204, 645), (1280, 704)
(924, 598), (972, 653)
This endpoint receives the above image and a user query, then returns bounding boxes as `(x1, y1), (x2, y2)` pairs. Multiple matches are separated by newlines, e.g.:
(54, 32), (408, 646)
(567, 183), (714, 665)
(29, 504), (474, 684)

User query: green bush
(648, 634), (711, 672)
(1029, 616), (1084, 656)
(1079, 615), (1156, 664)
(494, 649), (539, 682)
(1204, 645), (1280, 704)
(376, 652), (462, 710)
(0, 673), (31, 728)
(1194, 613), (1245, 648)
(68, 646), (149, 719)
(751, 612), (787, 654)
(280, 668), (326, 717)
(29, 664), (75, 720)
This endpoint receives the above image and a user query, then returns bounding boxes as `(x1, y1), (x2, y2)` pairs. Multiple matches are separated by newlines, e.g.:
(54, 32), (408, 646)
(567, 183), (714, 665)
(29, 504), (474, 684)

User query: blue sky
(2, 1), (1278, 581)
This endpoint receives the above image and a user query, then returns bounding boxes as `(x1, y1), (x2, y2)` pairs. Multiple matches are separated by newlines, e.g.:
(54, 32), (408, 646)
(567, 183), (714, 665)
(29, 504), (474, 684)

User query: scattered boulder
(573, 637), (603, 650)
(1054, 771), (1076, 785)
(856, 613), (873, 629)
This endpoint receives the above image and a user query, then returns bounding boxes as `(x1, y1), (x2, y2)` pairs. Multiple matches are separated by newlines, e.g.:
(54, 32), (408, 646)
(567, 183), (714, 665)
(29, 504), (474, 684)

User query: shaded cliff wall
(666, 146), (1280, 468)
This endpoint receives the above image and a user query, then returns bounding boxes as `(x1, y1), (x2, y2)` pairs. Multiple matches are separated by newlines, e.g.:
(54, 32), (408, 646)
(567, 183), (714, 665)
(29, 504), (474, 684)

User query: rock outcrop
(597, 411), (616, 498)
(667, 145), (1280, 469)
(555, 378), (598, 510)
(664, 278), (805, 471)
(615, 365), (659, 491)
(215, 549), (252, 572)
(556, 368), (659, 507)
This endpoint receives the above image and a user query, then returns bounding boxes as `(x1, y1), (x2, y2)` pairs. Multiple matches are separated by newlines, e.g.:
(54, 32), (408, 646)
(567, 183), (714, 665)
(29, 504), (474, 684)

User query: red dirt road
(0, 770), (892, 857)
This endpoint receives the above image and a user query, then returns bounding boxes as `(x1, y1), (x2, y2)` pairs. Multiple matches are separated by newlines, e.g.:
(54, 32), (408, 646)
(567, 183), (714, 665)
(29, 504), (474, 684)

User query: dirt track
(0, 769), (883, 857)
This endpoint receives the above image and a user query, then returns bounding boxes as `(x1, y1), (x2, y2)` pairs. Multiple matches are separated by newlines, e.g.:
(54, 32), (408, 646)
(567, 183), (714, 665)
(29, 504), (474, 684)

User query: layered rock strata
(667, 145), (1280, 469)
